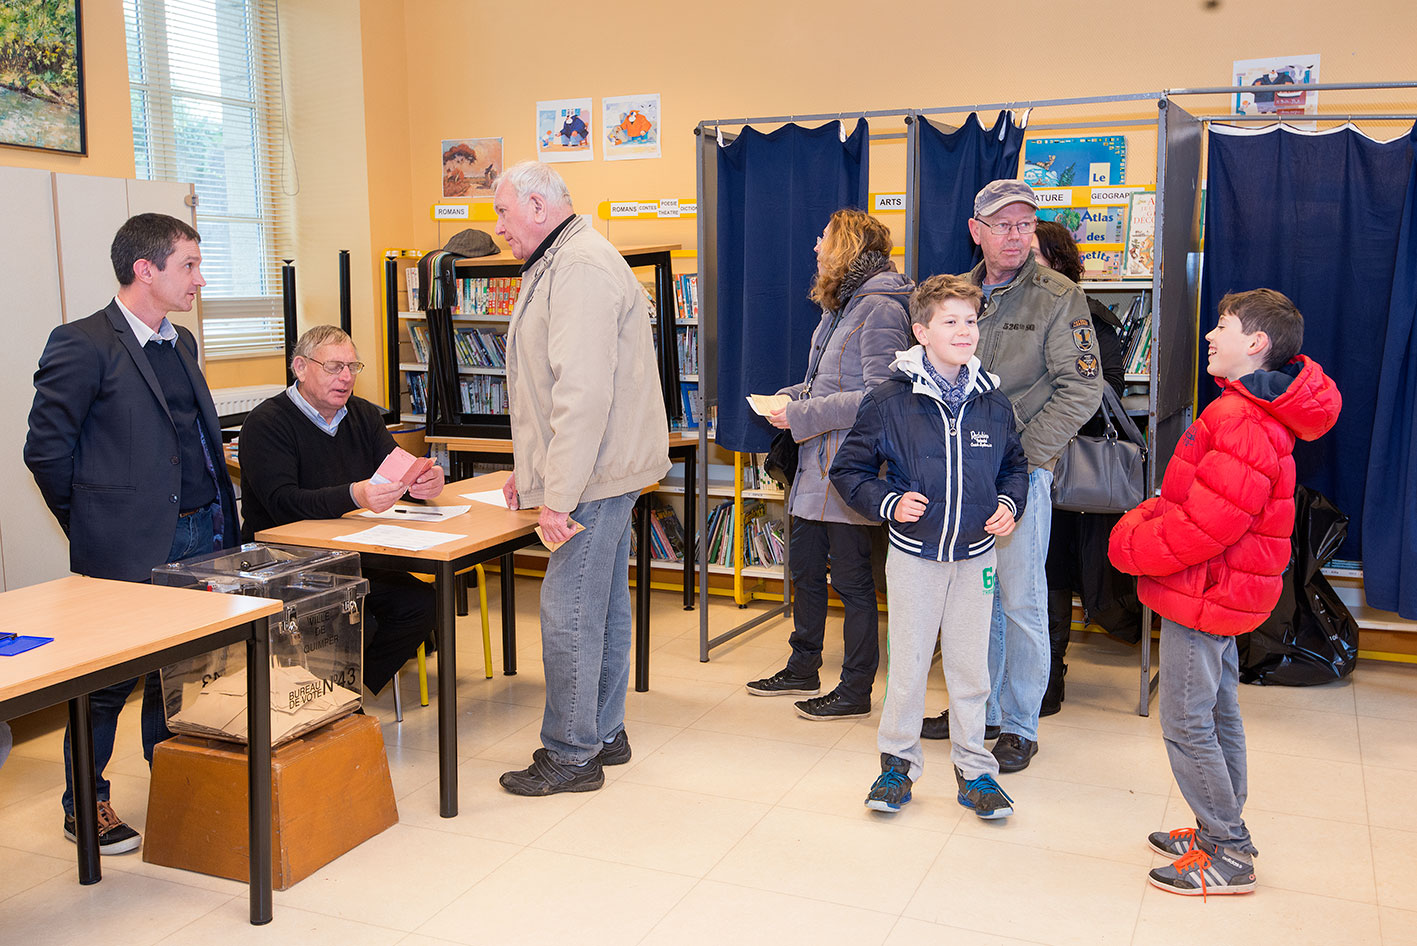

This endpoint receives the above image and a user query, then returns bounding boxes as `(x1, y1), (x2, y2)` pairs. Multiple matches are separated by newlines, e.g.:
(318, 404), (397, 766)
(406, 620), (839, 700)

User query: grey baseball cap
(974, 179), (1039, 218)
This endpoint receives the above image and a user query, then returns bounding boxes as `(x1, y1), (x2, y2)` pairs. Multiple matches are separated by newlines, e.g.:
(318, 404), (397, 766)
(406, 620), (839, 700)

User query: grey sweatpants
(879, 547), (999, 782)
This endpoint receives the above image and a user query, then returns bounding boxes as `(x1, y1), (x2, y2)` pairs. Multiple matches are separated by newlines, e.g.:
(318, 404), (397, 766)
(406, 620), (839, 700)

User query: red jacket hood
(1216, 354), (1341, 443)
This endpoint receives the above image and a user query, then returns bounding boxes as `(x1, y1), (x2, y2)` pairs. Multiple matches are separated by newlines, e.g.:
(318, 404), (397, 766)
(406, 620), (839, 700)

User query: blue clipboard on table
(0, 634), (54, 656)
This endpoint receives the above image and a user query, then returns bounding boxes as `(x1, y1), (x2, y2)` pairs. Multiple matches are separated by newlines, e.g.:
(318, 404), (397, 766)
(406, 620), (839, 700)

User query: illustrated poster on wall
(536, 98), (594, 163)
(1023, 136), (1127, 188)
(603, 93), (661, 161)
(1123, 191), (1156, 279)
(441, 138), (503, 197)
(1037, 205), (1127, 247)
(1232, 55), (1320, 121)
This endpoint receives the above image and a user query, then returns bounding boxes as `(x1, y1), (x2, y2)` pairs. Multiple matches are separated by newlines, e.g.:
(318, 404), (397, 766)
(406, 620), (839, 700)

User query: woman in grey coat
(746, 209), (913, 718)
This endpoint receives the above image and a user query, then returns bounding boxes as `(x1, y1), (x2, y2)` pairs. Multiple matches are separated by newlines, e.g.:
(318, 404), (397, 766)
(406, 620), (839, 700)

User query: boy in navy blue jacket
(831, 274), (1028, 817)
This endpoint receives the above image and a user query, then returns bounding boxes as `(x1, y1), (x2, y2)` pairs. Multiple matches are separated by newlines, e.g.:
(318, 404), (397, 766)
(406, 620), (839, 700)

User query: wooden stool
(143, 713), (397, 889)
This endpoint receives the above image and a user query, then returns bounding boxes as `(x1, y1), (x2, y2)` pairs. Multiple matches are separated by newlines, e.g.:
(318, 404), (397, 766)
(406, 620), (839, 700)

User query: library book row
(405, 268), (522, 318)
(404, 372), (509, 416)
(1109, 294), (1154, 376)
(407, 323), (508, 370)
(628, 497), (786, 570)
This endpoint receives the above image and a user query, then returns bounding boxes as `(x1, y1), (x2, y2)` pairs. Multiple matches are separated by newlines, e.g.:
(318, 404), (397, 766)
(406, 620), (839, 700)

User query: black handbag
(1051, 386), (1148, 514)
(763, 311), (845, 490)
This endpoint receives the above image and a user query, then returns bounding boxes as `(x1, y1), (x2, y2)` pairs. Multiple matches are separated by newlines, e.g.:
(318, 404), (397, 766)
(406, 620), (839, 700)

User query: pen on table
(389, 508), (442, 519)
(0, 632), (18, 644)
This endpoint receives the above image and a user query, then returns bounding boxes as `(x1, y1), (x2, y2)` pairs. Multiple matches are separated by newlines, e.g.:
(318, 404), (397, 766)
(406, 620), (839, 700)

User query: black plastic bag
(1239, 485), (1359, 686)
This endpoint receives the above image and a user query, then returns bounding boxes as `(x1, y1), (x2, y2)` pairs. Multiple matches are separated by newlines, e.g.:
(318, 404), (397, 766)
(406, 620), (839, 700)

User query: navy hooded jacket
(830, 347), (1028, 562)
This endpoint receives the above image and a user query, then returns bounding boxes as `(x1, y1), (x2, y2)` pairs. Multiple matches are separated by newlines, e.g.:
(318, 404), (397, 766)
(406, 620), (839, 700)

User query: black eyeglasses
(306, 357), (365, 376)
(974, 217), (1037, 236)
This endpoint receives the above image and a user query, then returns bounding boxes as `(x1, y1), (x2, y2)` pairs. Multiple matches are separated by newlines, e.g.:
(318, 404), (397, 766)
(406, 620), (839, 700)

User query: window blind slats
(125, 0), (288, 358)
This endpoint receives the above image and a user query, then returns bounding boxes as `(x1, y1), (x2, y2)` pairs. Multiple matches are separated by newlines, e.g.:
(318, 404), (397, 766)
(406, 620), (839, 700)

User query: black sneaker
(794, 689), (871, 720)
(598, 729), (631, 766)
(991, 733), (1038, 773)
(865, 754), (913, 812)
(745, 668), (820, 697)
(63, 800), (141, 855)
(499, 748), (604, 796)
(1148, 842), (1256, 897)
(955, 766), (1014, 820)
(920, 709), (1000, 741)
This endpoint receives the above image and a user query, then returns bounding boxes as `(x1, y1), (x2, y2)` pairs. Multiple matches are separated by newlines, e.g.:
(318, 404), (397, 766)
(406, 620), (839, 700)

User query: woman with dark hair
(746, 209), (913, 719)
(1030, 220), (1138, 714)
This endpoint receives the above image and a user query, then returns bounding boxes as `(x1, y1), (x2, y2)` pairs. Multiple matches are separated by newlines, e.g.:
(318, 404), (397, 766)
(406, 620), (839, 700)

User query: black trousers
(363, 569), (436, 694)
(785, 518), (880, 703)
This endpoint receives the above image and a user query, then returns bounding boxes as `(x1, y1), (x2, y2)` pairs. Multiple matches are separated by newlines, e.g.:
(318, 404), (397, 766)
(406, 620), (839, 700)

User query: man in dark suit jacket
(24, 213), (239, 855)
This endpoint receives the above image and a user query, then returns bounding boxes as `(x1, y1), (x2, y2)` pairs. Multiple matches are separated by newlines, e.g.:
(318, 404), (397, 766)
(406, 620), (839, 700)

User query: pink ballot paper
(374, 447), (434, 488)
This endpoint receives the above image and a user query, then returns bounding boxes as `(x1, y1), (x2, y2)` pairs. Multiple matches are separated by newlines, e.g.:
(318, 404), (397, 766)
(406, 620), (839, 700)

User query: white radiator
(211, 384), (286, 416)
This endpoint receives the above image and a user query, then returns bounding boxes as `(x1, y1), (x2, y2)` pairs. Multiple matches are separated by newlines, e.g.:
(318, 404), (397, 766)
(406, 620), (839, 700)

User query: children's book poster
(1232, 55), (1320, 120)
(441, 137), (503, 197)
(1023, 136), (1127, 188)
(536, 98), (593, 163)
(1123, 191), (1156, 278)
(603, 93), (661, 161)
(1037, 205), (1127, 248)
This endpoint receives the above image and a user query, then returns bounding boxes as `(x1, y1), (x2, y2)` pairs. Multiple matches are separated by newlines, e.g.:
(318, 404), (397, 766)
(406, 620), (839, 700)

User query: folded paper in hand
(372, 447), (434, 488)
(746, 394), (791, 417)
(535, 517), (584, 552)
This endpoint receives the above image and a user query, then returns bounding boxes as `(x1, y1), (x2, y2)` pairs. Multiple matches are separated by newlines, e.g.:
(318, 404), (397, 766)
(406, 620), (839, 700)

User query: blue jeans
(1160, 618), (1257, 855)
(61, 503), (216, 816)
(986, 468), (1053, 741)
(538, 490), (637, 765)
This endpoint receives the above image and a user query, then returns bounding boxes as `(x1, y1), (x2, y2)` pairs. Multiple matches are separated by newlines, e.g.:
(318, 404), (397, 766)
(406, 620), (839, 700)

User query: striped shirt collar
(115, 296), (178, 347)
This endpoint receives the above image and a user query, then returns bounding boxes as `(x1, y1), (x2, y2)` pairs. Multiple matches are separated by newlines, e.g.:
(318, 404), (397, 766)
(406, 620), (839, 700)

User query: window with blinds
(124, 0), (289, 358)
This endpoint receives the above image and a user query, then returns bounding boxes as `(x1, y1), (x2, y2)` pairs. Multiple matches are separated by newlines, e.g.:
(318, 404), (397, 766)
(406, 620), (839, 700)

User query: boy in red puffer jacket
(1109, 288), (1341, 897)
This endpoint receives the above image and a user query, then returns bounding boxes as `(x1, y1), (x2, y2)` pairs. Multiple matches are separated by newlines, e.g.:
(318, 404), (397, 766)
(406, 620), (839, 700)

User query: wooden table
(255, 473), (544, 818)
(428, 431), (699, 612)
(0, 577), (283, 924)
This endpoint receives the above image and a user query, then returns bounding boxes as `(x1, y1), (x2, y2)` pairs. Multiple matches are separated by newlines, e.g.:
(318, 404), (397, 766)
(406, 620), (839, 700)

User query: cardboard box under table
(144, 714), (396, 889)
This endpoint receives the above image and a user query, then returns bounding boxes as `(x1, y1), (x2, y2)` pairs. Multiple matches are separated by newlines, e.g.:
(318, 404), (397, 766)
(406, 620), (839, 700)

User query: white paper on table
(331, 524), (466, 551)
(462, 489), (512, 508)
(358, 504), (470, 522)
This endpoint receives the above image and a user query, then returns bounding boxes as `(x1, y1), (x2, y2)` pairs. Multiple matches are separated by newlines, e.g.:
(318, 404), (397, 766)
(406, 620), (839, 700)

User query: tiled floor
(3, 581), (1416, 945)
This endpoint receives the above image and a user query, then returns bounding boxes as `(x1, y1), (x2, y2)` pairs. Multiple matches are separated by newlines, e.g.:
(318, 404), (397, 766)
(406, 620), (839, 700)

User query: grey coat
(777, 269), (913, 523)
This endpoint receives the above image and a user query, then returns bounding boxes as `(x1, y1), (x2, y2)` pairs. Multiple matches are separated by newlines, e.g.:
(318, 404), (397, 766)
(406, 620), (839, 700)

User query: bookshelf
(383, 241), (685, 438)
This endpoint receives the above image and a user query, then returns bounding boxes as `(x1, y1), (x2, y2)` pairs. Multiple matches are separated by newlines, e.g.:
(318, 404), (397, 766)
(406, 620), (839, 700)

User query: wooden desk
(428, 431), (700, 612)
(0, 577), (283, 925)
(255, 473), (542, 818)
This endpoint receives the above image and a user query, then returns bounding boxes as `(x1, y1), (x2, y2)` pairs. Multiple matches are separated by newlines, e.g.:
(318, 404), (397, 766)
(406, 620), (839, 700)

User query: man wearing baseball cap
(920, 180), (1102, 773)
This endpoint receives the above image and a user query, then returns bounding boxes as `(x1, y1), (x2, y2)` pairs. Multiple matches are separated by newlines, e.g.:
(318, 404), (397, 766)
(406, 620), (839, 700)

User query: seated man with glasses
(918, 180), (1101, 775)
(238, 325), (446, 696)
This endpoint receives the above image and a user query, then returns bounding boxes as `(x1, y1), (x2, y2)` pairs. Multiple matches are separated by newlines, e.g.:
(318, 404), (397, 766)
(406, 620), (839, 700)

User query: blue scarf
(921, 356), (970, 414)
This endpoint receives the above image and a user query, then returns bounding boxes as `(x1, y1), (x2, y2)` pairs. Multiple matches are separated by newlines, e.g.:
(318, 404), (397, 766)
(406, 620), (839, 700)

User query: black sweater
(238, 393), (397, 542)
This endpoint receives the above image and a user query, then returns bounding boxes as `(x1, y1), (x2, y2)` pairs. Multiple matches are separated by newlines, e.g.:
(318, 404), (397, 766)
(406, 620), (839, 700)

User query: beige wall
(381, 0), (1413, 263)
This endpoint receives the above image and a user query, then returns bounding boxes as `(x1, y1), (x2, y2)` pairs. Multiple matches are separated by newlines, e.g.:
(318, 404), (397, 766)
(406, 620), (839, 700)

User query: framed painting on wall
(0, 0), (87, 155)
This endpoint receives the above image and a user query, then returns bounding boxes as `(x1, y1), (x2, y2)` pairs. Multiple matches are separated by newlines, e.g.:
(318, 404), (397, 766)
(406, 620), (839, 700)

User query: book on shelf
(631, 498), (688, 562)
(404, 370), (428, 416)
(449, 276), (522, 317)
(453, 327), (507, 369)
(407, 323), (431, 363)
(404, 267), (420, 312)
(704, 499), (785, 568)
(676, 324), (699, 375)
(454, 375), (509, 414)
(1123, 313), (1153, 376)
(679, 381), (702, 429)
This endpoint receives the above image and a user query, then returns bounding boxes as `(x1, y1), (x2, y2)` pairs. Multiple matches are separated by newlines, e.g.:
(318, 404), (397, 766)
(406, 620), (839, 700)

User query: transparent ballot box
(153, 543), (369, 746)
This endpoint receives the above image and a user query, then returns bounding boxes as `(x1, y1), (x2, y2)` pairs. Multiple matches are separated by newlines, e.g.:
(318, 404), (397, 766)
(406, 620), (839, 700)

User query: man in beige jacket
(494, 161), (670, 795)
